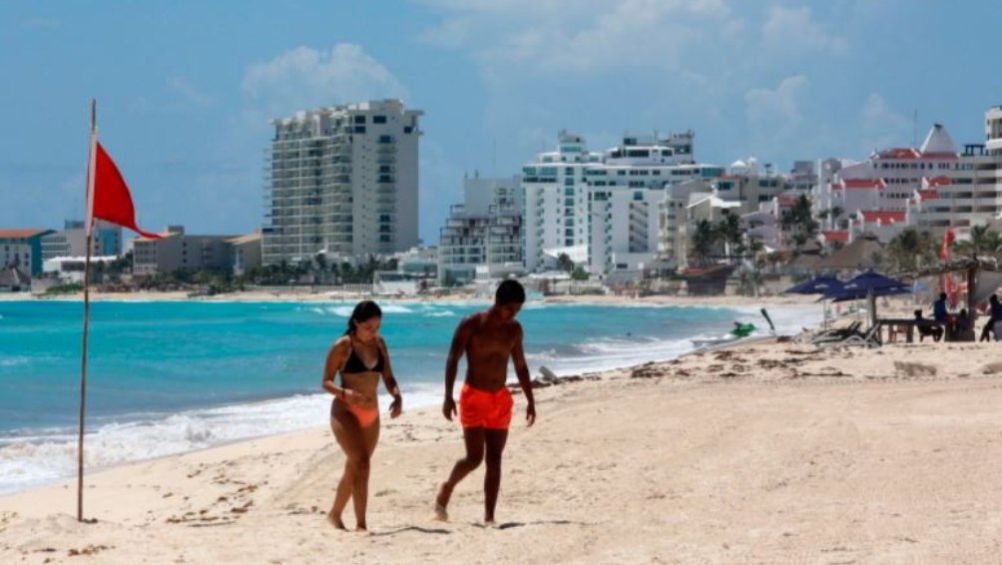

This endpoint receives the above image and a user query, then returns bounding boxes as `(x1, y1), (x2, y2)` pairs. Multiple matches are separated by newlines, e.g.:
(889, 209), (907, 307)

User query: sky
(2, 0), (1001, 245)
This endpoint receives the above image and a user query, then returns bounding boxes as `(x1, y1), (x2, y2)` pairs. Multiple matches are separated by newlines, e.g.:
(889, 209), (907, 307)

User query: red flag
(88, 142), (161, 239)
(940, 228), (954, 262)
(941, 228), (955, 305)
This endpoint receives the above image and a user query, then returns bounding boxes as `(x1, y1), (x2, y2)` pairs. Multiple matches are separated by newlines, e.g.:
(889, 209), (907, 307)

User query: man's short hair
(495, 279), (526, 305)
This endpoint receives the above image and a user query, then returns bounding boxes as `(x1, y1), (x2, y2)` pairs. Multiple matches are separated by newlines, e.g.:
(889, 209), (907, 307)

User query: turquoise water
(0, 299), (811, 493)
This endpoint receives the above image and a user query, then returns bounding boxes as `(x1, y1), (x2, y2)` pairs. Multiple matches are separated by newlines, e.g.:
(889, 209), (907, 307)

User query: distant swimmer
(434, 280), (536, 526)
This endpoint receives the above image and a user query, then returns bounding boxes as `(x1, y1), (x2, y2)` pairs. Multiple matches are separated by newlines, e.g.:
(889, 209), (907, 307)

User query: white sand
(3, 338), (1002, 563)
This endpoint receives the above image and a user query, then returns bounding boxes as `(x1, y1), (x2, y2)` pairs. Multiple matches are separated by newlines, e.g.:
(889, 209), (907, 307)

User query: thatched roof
(817, 234), (884, 270)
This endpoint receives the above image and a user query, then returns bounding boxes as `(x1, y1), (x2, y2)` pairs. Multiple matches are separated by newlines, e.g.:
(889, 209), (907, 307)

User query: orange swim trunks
(459, 384), (514, 430)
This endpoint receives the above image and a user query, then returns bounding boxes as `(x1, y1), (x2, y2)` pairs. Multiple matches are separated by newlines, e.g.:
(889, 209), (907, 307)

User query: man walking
(434, 280), (536, 525)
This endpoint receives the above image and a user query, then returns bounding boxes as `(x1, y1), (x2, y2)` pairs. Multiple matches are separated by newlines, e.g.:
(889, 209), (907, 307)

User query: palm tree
(780, 194), (819, 250)
(887, 228), (939, 274)
(716, 210), (742, 262)
(556, 252), (575, 273)
(951, 226), (1002, 259)
(690, 219), (718, 265)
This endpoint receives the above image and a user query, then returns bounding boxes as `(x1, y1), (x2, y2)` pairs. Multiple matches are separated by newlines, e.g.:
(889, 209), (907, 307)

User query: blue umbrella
(825, 271), (911, 303)
(825, 270), (912, 328)
(785, 275), (843, 295)
(785, 276), (844, 329)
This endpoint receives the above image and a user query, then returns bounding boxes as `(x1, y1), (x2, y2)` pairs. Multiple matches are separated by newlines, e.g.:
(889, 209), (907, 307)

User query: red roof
(876, 148), (921, 160)
(861, 210), (906, 224)
(840, 178), (886, 190)
(924, 176), (951, 188)
(920, 152), (958, 160)
(917, 189), (940, 201)
(0, 229), (49, 239)
(776, 195), (795, 205)
(822, 230), (849, 243)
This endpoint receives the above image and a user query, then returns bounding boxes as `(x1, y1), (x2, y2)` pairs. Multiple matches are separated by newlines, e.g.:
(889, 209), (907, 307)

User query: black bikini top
(342, 339), (384, 374)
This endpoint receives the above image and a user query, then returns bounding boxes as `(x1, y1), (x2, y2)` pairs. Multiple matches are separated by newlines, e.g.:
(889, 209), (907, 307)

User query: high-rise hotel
(521, 130), (697, 276)
(262, 100), (422, 266)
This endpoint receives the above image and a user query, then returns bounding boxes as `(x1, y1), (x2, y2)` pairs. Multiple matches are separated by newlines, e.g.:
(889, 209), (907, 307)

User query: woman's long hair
(345, 300), (382, 335)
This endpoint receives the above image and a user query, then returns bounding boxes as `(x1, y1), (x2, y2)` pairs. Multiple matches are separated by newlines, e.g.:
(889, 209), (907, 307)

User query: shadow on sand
(368, 525), (452, 536)
(472, 519), (596, 530)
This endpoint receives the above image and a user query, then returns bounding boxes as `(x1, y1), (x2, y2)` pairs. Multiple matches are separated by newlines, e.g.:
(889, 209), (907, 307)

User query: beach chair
(811, 321), (862, 345)
(817, 323), (882, 348)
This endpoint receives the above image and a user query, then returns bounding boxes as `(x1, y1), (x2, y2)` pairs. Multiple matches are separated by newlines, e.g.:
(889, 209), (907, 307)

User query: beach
(3, 336), (1002, 563)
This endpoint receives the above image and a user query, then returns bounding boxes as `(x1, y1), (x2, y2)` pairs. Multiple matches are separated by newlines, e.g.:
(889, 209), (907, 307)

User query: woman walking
(321, 300), (403, 530)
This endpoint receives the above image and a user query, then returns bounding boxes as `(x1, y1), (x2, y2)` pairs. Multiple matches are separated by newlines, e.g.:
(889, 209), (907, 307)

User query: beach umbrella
(825, 270), (911, 327)
(784, 275), (843, 295)
(785, 275), (843, 328)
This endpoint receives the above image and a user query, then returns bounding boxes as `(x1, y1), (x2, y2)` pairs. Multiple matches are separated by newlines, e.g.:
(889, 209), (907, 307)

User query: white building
(42, 256), (118, 283)
(262, 99), (422, 266)
(815, 116), (1002, 240)
(0, 229), (53, 276)
(438, 173), (523, 285)
(658, 178), (714, 265)
(40, 220), (122, 262)
(133, 226), (237, 277)
(523, 130), (704, 277)
(227, 232), (262, 276)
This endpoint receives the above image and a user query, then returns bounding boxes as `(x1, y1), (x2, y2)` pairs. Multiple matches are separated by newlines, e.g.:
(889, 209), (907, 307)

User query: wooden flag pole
(77, 99), (97, 523)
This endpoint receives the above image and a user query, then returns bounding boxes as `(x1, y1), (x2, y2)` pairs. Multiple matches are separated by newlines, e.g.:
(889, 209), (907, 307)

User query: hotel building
(262, 99), (421, 266)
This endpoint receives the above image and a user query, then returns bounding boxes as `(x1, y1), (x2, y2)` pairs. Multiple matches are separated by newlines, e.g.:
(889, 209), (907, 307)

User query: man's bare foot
(434, 502), (449, 522)
(327, 510), (346, 530)
(434, 483), (450, 521)
(484, 519), (497, 528)
(355, 524), (367, 532)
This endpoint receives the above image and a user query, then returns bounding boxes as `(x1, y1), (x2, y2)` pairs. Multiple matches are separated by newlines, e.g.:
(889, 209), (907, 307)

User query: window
(373, 115), (387, 124)
(354, 115), (366, 124)
(354, 126), (366, 133)
(378, 135), (393, 144)
(403, 126), (413, 134)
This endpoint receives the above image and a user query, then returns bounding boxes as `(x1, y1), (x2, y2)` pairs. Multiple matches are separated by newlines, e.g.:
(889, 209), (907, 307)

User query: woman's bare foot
(327, 510), (346, 530)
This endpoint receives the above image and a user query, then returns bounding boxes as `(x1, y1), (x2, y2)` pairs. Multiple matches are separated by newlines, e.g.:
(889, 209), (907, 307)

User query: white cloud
(241, 44), (408, 117)
(762, 6), (848, 55)
(859, 92), (911, 152)
(744, 74), (809, 125)
(417, 0), (736, 76)
(166, 76), (213, 107)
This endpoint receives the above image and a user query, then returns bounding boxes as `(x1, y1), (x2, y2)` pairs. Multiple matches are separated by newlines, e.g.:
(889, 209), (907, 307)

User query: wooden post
(77, 99), (96, 522)
(967, 264), (977, 341)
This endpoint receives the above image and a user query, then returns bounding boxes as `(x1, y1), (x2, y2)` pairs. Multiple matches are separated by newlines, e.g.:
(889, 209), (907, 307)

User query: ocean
(0, 299), (817, 494)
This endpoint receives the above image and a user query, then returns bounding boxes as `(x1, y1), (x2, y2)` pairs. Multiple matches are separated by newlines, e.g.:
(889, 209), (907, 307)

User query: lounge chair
(816, 323), (882, 348)
(811, 321), (862, 345)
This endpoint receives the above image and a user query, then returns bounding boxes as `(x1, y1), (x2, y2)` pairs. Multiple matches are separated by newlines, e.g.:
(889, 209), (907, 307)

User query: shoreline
(0, 301), (822, 498)
(3, 337), (1002, 562)
(0, 288), (821, 309)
